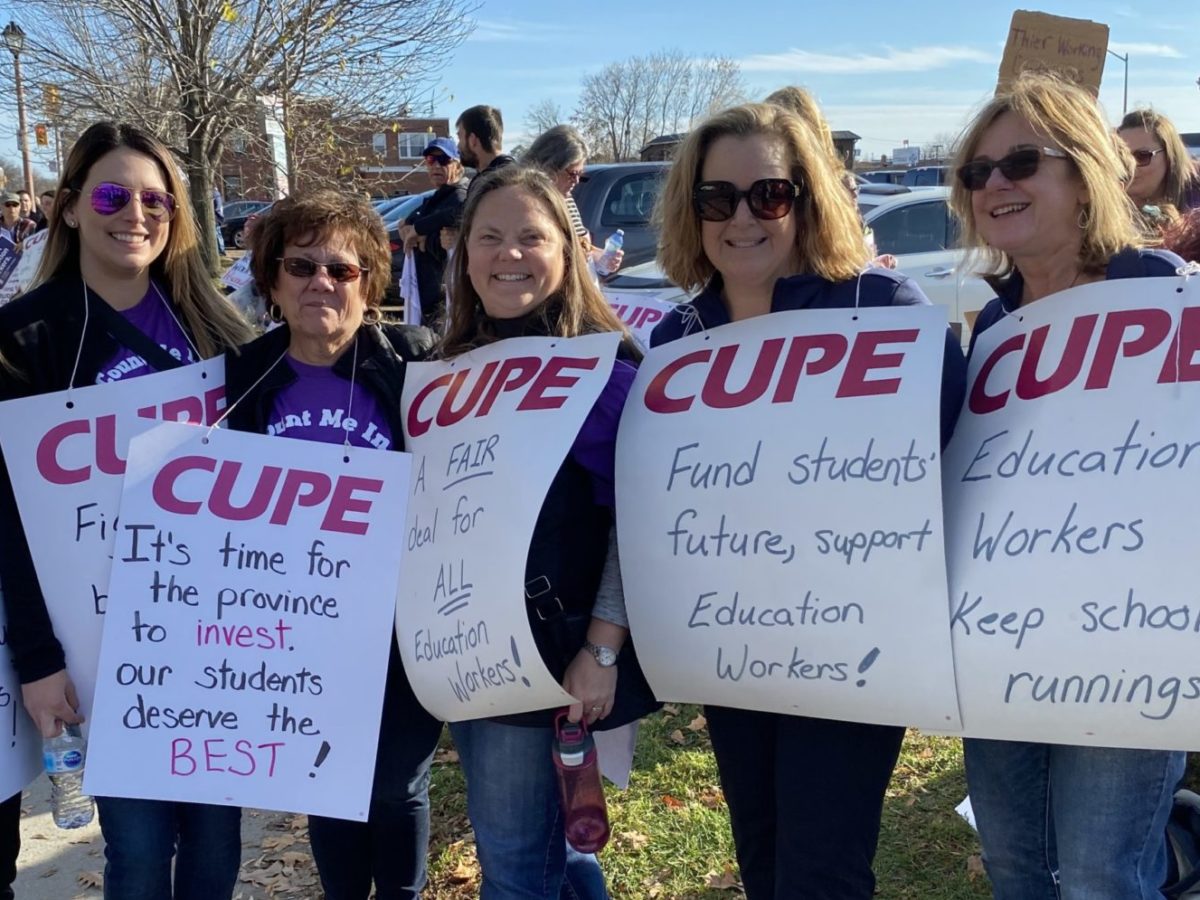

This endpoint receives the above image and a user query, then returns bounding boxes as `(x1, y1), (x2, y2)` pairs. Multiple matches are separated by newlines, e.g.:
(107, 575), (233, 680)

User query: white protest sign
(84, 422), (408, 818)
(617, 306), (961, 730)
(603, 289), (682, 351)
(944, 276), (1200, 749)
(0, 359), (225, 718)
(220, 252), (254, 290)
(0, 229), (49, 307)
(398, 333), (621, 720)
(0, 601), (42, 799)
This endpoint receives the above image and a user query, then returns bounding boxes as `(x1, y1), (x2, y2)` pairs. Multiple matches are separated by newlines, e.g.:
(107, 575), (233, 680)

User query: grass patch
(424, 708), (987, 899)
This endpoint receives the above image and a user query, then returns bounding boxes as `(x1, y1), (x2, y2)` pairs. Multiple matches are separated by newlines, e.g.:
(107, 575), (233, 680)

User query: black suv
(569, 162), (669, 269)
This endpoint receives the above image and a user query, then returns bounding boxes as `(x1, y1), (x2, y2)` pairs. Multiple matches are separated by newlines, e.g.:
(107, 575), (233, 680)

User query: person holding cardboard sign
(438, 164), (654, 899)
(949, 72), (1186, 899)
(649, 102), (966, 900)
(226, 191), (442, 900)
(0, 122), (252, 899)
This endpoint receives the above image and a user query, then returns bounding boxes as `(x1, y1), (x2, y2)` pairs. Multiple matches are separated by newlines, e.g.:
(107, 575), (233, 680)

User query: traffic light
(42, 84), (60, 118)
(34, 123), (48, 147)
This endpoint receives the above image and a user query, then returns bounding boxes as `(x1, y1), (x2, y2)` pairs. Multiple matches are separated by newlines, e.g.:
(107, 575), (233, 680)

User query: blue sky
(436, 0), (1200, 161)
(0, 0), (1193, 177)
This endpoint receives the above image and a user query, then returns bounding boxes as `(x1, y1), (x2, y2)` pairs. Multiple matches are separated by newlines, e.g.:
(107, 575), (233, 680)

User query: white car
(859, 186), (994, 341)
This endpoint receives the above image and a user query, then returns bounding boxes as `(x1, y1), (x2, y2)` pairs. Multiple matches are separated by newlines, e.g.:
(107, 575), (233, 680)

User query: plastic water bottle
(596, 230), (624, 275)
(43, 725), (94, 829)
(552, 712), (610, 853)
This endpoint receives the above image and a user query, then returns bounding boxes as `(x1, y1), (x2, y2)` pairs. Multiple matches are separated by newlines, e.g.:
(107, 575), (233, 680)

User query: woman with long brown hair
(0, 121), (251, 899)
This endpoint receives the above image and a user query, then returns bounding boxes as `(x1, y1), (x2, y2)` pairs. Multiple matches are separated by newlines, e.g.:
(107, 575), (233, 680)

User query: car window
(601, 173), (663, 227)
(869, 201), (950, 255)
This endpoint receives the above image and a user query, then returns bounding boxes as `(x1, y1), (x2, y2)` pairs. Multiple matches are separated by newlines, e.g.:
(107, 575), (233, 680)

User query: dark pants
(96, 797), (241, 900)
(0, 792), (18, 900)
(308, 644), (442, 900)
(705, 706), (904, 900)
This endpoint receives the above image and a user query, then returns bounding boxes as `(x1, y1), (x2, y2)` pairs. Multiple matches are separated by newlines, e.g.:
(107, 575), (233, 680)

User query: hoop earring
(268, 302), (285, 324)
(362, 305), (381, 325)
(1077, 205), (1092, 230)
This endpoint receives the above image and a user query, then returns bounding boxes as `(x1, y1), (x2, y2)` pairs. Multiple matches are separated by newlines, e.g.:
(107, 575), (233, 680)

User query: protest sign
(0, 360), (225, 718)
(0, 235), (20, 305)
(944, 276), (1200, 749)
(397, 333), (621, 721)
(0, 600), (43, 799)
(0, 229), (50, 305)
(84, 422), (409, 818)
(997, 10), (1109, 94)
(220, 252), (254, 290)
(617, 306), (961, 730)
(602, 289), (682, 351)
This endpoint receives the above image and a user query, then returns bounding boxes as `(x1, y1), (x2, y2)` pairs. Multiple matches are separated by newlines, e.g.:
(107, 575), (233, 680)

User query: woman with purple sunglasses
(0, 122), (251, 899)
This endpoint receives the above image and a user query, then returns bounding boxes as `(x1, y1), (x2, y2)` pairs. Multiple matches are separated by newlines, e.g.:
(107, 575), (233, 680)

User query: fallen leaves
(686, 714), (707, 732)
(76, 870), (102, 890)
(704, 864), (742, 890)
(966, 853), (986, 881)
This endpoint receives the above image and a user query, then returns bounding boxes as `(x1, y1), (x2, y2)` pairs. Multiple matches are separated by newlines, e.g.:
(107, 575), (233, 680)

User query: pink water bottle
(552, 711), (610, 853)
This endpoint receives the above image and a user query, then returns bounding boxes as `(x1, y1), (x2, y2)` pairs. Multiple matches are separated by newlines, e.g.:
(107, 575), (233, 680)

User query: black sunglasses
(277, 257), (367, 283)
(1131, 147), (1166, 168)
(424, 153), (452, 166)
(692, 178), (802, 222)
(957, 146), (1070, 191)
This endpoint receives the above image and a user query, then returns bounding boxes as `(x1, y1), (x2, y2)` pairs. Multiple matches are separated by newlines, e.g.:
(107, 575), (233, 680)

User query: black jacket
(0, 275), (201, 682)
(404, 181), (467, 326)
(223, 321), (436, 439)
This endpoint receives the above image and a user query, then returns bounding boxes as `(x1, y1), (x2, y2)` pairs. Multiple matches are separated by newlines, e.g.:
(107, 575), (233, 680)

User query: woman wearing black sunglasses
(0, 122), (252, 899)
(651, 102), (966, 900)
(1118, 108), (1196, 225)
(227, 191), (440, 900)
(949, 72), (1186, 900)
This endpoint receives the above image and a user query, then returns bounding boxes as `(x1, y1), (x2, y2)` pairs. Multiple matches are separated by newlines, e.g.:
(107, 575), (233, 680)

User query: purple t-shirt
(570, 357), (636, 509)
(268, 357), (394, 450)
(94, 284), (198, 384)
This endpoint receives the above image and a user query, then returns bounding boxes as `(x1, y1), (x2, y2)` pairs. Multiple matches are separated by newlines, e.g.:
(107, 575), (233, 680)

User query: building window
(396, 132), (432, 158)
(372, 133), (387, 156)
(230, 133), (248, 156)
(223, 175), (242, 199)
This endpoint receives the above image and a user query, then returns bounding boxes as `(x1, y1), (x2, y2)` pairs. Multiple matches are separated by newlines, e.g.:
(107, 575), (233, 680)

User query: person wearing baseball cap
(397, 136), (467, 326)
(0, 192), (36, 247)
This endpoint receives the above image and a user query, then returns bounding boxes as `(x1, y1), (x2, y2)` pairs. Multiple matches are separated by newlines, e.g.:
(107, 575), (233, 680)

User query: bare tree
(18, 0), (476, 272)
(573, 52), (746, 162)
(524, 99), (565, 138)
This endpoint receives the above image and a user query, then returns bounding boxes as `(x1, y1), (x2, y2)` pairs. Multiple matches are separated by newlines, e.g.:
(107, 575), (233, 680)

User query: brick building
(219, 96), (451, 201)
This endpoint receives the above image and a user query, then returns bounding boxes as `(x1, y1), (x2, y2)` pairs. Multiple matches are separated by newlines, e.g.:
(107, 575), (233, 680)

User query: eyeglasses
(2, 203), (17, 209)
(90, 182), (177, 220)
(692, 178), (802, 222)
(1131, 147), (1166, 168)
(956, 147), (1069, 191)
(277, 257), (367, 283)
(424, 153), (452, 167)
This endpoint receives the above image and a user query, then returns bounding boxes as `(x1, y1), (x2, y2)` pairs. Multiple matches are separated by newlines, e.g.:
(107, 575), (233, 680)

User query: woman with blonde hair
(652, 102), (965, 899)
(0, 121), (252, 898)
(950, 72), (1185, 899)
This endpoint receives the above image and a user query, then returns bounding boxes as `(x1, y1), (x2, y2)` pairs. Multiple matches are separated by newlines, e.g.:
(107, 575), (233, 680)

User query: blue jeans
(96, 797), (241, 899)
(449, 718), (608, 900)
(963, 738), (1184, 899)
(705, 705), (904, 900)
(308, 644), (442, 899)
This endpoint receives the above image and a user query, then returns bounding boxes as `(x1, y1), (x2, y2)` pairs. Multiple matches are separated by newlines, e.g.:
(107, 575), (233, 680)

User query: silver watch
(584, 641), (619, 667)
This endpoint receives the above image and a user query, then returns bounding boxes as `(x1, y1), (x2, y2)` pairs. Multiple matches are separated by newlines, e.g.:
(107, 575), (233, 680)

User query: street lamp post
(1107, 48), (1129, 117)
(3, 22), (34, 200)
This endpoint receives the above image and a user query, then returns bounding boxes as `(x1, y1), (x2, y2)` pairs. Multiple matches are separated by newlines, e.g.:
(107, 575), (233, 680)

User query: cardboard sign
(617, 307), (961, 730)
(944, 276), (1200, 749)
(397, 333), (621, 721)
(220, 252), (254, 290)
(85, 422), (410, 819)
(998, 10), (1109, 94)
(602, 289), (682, 351)
(0, 601), (43, 799)
(0, 360), (225, 718)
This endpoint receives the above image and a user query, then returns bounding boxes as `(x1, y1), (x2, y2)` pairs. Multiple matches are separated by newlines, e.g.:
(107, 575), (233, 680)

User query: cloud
(1107, 42), (1184, 58)
(468, 19), (572, 43)
(739, 46), (996, 75)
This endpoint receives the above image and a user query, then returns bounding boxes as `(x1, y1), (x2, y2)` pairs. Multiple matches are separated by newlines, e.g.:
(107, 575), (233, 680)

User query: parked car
(862, 169), (907, 185)
(858, 186), (992, 340)
(900, 166), (950, 187)
(570, 162), (670, 269)
(222, 201), (273, 250)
